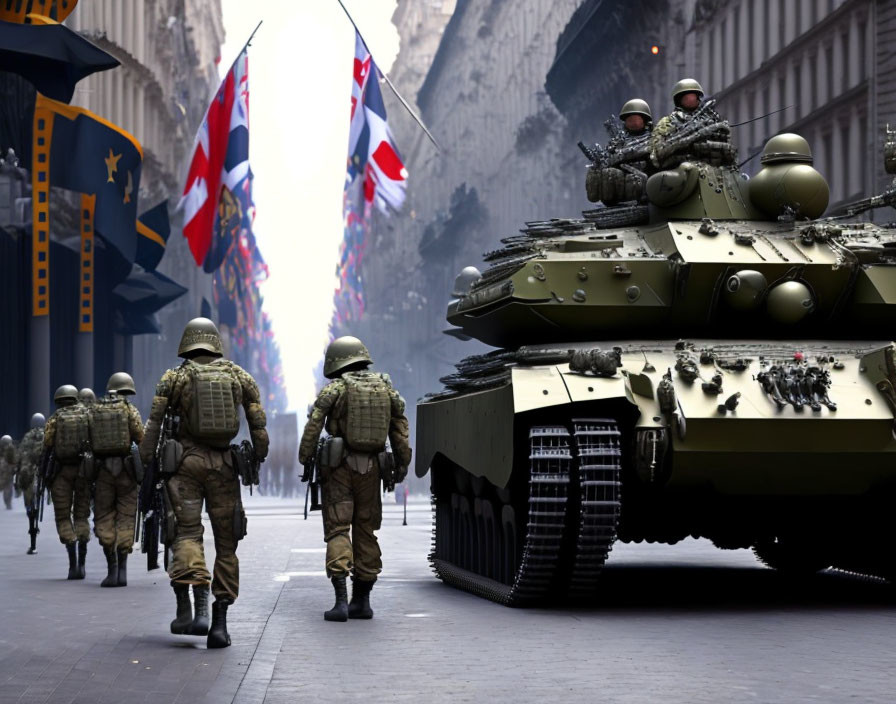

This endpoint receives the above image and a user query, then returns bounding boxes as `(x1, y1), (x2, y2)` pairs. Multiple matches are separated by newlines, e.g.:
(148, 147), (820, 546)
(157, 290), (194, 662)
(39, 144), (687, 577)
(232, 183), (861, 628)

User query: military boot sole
(324, 607), (349, 622)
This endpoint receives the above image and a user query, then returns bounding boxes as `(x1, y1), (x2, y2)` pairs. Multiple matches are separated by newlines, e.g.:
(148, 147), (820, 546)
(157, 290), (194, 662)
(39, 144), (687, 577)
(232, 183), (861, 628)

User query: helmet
(77, 388), (96, 405)
(760, 133), (813, 165)
(30, 413), (45, 429)
(619, 98), (652, 121)
(0, 435), (11, 449)
(178, 317), (223, 358)
(106, 372), (136, 396)
(324, 336), (372, 379)
(452, 266), (482, 297)
(672, 78), (704, 105)
(54, 384), (79, 405)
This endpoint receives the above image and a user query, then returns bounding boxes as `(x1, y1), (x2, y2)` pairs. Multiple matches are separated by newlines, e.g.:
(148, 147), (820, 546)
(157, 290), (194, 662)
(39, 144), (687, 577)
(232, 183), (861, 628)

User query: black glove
(395, 465), (408, 483)
(301, 462), (313, 483)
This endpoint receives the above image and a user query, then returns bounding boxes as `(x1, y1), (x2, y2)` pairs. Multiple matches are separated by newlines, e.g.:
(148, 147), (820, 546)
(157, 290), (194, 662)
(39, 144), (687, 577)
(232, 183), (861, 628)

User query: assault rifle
(231, 439), (260, 495)
(577, 140), (607, 168)
(302, 439), (323, 520)
(26, 448), (53, 552)
(140, 412), (178, 571)
(651, 98), (730, 168)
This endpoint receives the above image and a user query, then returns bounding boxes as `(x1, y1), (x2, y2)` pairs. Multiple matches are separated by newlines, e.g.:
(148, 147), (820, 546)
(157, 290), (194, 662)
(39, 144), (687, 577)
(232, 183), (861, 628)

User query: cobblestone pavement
(1, 494), (895, 703)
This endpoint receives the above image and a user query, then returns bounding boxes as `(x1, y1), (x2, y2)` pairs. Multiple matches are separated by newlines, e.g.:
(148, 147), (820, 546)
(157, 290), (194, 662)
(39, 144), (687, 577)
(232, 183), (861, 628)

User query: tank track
(429, 418), (621, 606)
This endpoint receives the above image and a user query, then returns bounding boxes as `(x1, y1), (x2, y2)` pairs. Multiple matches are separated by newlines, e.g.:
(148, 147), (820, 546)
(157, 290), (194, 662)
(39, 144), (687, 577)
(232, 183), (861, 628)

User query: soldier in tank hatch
(90, 373), (144, 588)
(140, 317), (268, 649)
(44, 385), (93, 579)
(299, 336), (412, 622)
(17, 414), (45, 554)
(586, 98), (654, 205)
(649, 78), (737, 170)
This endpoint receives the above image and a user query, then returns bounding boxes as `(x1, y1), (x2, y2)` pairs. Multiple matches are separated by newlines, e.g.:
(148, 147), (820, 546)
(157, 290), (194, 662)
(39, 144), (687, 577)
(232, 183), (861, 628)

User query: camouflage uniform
(648, 106), (736, 170)
(92, 395), (144, 554)
(586, 130), (654, 205)
(0, 446), (13, 510)
(44, 411), (92, 545)
(299, 373), (412, 582)
(140, 359), (269, 604)
(16, 429), (41, 509)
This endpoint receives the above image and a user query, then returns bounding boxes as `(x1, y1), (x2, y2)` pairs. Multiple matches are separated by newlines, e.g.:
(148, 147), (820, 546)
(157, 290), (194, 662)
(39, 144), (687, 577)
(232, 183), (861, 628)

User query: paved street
(1, 493), (895, 703)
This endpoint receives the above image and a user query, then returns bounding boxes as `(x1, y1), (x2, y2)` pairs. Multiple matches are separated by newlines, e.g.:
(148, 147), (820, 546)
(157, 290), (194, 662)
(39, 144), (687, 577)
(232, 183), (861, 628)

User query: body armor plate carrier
(55, 405), (90, 462)
(342, 371), (391, 453)
(184, 361), (240, 448)
(90, 397), (131, 456)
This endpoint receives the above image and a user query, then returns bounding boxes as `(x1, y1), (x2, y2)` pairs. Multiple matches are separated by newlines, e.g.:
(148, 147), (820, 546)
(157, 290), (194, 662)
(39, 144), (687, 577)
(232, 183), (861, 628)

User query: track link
(430, 419), (622, 606)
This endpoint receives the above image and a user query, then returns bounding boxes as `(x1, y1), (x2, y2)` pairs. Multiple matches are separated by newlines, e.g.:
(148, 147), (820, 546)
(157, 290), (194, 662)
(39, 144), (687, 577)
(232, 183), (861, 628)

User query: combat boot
(100, 548), (118, 587)
(170, 583), (193, 634)
(116, 549), (128, 587)
(66, 543), (78, 580)
(27, 527), (37, 555)
(348, 577), (375, 619)
(207, 600), (231, 649)
(324, 576), (349, 622)
(189, 585), (210, 636)
(76, 540), (87, 579)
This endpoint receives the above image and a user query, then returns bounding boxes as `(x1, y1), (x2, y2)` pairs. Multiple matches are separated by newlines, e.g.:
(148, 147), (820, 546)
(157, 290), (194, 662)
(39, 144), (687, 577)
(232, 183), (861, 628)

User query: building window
(826, 43), (834, 99)
(857, 16), (867, 81)
(809, 54), (817, 111)
(840, 122), (851, 197)
(779, 0), (786, 49)
(721, 17), (727, 85)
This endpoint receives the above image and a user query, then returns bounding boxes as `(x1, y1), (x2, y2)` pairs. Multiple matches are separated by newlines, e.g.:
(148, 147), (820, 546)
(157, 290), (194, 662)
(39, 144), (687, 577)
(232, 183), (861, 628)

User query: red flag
(179, 51), (249, 265)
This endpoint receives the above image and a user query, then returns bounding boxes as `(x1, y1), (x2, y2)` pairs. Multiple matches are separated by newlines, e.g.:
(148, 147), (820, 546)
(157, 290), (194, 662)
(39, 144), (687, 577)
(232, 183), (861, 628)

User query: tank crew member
(140, 317), (268, 649)
(78, 388), (96, 407)
(17, 414), (45, 554)
(299, 336), (412, 622)
(0, 435), (14, 510)
(91, 373), (144, 588)
(649, 78), (737, 170)
(44, 385), (93, 579)
(586, 98), (654, 205)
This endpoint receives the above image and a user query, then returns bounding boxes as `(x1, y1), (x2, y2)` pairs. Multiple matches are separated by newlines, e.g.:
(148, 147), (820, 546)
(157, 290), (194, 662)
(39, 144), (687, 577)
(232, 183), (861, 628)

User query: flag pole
(335, 0), (442, 153)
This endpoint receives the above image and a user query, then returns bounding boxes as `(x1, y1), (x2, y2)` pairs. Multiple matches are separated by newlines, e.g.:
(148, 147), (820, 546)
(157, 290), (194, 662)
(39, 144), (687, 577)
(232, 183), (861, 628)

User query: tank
(415, 126), (896, 606)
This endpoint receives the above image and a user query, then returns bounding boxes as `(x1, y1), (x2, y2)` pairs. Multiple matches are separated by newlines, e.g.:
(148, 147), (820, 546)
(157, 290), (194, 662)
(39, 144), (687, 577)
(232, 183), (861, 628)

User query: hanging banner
(31, 103), (53, 316)
(79, 193), (95, 332)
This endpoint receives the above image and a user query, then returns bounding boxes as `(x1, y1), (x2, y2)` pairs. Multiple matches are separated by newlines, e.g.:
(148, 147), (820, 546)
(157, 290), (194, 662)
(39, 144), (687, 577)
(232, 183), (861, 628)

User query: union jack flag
(346, 31), (407, 212)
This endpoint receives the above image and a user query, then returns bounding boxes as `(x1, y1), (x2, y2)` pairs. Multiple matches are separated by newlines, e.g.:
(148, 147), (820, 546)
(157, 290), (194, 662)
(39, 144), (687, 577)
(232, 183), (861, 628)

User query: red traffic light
(651, 45), (660, 55)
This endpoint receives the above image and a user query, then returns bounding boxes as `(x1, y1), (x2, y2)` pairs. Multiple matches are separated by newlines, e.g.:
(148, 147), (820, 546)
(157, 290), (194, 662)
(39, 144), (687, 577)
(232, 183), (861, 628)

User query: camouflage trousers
(320, 458), (382, 580)
(167, 442), (243, 603)
(0, 464), (12, 509)
(49, 463), (91, 545)
(93, 462), (138, 553)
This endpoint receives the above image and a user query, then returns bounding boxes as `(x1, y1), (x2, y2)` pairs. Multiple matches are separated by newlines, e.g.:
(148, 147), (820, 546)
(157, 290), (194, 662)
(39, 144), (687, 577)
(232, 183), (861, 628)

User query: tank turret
(749, 133), (830, 219)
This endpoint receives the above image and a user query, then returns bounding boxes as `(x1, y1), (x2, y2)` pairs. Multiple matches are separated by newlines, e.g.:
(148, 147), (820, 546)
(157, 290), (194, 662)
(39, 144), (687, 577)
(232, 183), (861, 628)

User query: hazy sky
(219, 0), (401, 410)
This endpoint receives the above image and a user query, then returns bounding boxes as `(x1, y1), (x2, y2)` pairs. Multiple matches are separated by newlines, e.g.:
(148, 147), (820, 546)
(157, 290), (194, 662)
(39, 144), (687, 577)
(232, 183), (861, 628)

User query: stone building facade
(66, 0), (225, 412)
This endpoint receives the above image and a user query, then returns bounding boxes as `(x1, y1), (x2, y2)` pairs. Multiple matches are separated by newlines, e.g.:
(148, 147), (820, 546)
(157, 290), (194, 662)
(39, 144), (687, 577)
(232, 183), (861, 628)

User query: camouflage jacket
(298, 373), (412, 467)
(17, 428), (43, 481)
(649, 106), (735, 170)
(140, 358), (269, 464)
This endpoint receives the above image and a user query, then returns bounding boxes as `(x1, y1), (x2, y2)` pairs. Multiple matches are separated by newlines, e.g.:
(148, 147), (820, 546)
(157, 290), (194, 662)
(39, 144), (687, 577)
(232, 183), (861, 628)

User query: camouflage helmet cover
(78, 388), (96, 405)
(178, 317), (223, 358)
(106, 372), (136, 395)
(619, 98), (652, 121)
(54, 384), (79, 405)
(672, 78), (704, 105)
(324, 336), (372, 378)
(760, 133), (813, 165)
(0, 435), (11, 448)
(30, 413), (46, 429)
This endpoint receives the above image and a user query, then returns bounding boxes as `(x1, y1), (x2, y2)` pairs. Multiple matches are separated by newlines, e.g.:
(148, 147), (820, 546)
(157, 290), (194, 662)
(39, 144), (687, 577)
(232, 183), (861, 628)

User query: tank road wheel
(430, 425), (574, 606)
(752, 537), (832, 575)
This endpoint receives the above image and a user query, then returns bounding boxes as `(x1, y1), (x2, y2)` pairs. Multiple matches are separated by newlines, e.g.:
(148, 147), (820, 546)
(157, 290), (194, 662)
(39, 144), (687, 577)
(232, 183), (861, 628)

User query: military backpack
(342, 371), (391, 452)
(54, 405), (90, 462)
(90, 396), (131, 456)
(182, 361), (241, 448)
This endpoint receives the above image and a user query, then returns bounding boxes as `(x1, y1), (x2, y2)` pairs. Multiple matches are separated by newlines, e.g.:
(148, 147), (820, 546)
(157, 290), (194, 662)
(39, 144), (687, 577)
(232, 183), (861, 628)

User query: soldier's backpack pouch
(318, 436), (345, 470)
(185, 362), (241, 448)
(55, 405), (90, 462)
(161, 438), (184, 475)
(342, 372), (391, 452)
(90, 398), (131, 455)
(81, 449), (97, 481)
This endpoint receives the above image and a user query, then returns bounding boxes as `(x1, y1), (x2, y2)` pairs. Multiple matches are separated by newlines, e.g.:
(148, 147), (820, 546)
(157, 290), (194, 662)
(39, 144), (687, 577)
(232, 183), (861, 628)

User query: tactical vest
(342, 371), (391, 452)
(181, 361), (241, 448)
(90, 396), (131, 456)
(54, 405), (90, 462)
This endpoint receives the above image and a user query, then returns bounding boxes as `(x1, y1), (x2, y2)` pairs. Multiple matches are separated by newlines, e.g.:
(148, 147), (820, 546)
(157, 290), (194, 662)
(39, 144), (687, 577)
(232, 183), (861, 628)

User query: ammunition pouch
(233, 497), (247, 542)
(104, 456), (124, 478)
(317, 436), (345, 470)
(81, 449), (97, 482)
(161, 482), (177, 546)
(130, 444), (144, 484)
(230, 439), (260, 488)
(160, 439), (183, 476)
